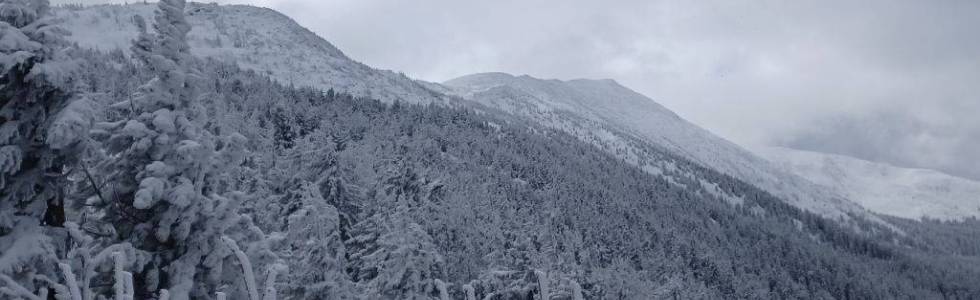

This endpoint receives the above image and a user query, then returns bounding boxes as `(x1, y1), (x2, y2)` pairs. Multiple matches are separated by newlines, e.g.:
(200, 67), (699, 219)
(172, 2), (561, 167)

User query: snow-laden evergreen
(347, 206), (445, 299)
(281, 182), (354, 299)
(90, 0), (234, 296)
(0, 0), (93, 297)
(82, 1), (282, 298)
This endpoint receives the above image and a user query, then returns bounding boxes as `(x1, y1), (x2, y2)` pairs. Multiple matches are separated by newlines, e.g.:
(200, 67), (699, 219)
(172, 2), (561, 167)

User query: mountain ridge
(443, 72), (873, 221)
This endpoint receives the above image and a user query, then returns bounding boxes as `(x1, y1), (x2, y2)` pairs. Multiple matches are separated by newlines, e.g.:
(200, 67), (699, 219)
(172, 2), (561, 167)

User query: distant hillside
(760, 146), (980, 221)
(444, 73), (871, 221)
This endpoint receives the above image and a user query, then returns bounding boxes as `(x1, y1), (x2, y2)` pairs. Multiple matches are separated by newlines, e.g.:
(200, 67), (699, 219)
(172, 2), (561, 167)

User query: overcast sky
(65, 0), (980, 179)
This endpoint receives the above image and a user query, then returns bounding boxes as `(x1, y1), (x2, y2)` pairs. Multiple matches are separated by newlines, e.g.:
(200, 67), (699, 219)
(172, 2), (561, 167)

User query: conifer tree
(89, 0), (258, 298)
(0, 0), (93, 295)
(348, 206), (446, 299)
(282, 181), (356, 298)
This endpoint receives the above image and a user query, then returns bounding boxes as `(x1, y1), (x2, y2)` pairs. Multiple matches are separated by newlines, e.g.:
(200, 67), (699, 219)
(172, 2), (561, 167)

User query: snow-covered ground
(759, 147), (980, 221)
(444, 73), (872, 220)
(55, 3), (444, 104)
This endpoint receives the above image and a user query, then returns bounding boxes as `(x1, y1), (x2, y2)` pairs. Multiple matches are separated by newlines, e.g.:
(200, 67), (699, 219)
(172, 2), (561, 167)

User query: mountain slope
(444, 73), (870, 220)
(58, 4), (870, 223)
(54, 3), (444, 104)
(759, 147), (980, 221)
(70, 50), (980, 298)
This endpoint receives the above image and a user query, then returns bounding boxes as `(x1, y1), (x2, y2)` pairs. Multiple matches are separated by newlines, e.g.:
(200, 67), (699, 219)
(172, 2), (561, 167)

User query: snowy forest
(3, 0), (980, 299)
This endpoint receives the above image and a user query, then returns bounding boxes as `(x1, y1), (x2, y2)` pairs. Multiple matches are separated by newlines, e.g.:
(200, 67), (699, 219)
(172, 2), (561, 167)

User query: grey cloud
(782, 102), (980, 180)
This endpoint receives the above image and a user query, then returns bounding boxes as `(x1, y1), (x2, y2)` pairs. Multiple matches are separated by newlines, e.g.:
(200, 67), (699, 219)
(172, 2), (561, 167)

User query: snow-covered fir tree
(347, 206), (446, 299)
(0, 0), (95, 296)
(281, 181), (356, 299)
(85, 0), (275, 298)
(345, 165), (449, 299)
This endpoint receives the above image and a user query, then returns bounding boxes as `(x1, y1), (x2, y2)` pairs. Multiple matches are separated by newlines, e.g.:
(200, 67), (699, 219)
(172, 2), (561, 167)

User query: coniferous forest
(3, 0), (980, 299)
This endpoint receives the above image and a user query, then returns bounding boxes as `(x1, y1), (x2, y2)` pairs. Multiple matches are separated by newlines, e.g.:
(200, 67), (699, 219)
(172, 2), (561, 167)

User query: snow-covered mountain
(444, 73), (871, 220)
(54, 3), (444, 104)
(759, 147), (980, 221)
(7, 1), (980, 298)
(55, 3), (871, 222)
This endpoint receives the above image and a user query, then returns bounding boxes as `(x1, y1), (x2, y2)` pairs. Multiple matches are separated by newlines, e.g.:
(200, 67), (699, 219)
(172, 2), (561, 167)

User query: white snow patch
(758, 146), (980, 221)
